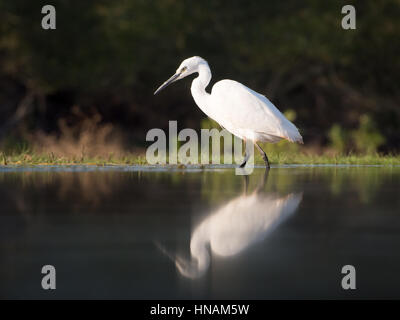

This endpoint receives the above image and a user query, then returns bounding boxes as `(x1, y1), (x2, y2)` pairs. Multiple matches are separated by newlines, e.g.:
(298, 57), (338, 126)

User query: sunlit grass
(263, 153), (400, 165)
(1, 150), (399, 166)
(0, 152), (147, 166)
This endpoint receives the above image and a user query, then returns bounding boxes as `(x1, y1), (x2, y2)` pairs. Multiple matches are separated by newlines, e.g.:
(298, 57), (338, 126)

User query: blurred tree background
(0, 0), (399, 157)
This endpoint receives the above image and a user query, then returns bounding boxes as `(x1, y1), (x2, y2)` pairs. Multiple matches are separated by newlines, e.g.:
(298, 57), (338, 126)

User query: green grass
(0, 152), (147, 166)
(1, 151), (400, 166)
(264, 153), (400, 165)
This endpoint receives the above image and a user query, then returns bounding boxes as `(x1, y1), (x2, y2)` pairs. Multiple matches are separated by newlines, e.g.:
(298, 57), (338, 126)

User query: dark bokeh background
(0, 0), (399, 153)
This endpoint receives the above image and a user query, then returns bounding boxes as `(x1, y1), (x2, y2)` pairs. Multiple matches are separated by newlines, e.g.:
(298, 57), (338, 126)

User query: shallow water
(0, 166), (399, 299)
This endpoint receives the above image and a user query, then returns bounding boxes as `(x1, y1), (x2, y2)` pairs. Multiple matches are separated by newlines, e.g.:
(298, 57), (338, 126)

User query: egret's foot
(239, 151), (249, 168)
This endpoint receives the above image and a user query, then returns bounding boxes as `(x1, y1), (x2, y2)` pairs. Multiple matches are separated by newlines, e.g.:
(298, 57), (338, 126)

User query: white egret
(154, 56), (303, 168)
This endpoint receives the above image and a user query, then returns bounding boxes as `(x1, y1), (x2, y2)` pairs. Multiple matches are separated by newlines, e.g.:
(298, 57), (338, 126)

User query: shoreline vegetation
(1, 2), (399, 168)
(1, 152), (400, 166)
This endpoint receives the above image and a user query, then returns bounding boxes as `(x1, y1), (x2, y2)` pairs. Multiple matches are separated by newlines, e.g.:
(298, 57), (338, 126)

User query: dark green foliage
(0, 0), (399, 151)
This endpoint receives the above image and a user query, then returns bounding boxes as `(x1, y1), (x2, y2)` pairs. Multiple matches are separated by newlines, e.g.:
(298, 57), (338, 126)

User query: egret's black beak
(154, 72), (180, 95)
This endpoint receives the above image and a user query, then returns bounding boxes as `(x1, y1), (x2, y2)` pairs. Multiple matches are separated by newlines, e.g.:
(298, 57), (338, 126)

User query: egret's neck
(191, 64), (212, 114)
(175, 223), (210, 279)
(190, 231), (210, 274)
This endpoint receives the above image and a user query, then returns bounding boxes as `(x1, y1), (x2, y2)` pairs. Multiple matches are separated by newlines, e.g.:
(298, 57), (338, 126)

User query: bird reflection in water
(157, 171), (303, 279)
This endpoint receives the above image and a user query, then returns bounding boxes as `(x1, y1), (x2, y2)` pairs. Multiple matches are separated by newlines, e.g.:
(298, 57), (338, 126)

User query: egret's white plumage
(210, 80), (303, 143)
(154, 56), (303, 167)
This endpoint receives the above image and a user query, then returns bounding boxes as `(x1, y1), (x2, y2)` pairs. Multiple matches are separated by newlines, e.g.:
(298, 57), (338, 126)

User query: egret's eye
(180, 67), (187, 73)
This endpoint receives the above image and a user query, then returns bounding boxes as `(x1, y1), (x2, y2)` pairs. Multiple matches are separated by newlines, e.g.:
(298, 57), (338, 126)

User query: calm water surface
(0, 166), (399, 299)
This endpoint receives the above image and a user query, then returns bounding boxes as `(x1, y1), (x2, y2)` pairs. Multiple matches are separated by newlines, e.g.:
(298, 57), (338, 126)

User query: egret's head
(154, 56), (208, 95)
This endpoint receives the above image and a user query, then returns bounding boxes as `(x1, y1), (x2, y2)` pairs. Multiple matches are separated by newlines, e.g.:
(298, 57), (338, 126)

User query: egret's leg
(239, 138), (249, 168)
(255, 143), (270, 169)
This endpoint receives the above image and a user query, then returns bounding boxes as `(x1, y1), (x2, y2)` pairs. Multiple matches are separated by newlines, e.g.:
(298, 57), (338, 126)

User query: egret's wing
(211, 80), (303, 143)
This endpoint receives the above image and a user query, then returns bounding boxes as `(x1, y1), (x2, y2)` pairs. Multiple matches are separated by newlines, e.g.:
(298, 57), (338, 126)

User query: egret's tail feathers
(292, 136), (304, 144)
(297, 136), (304, 144)
(284, 131), (303, 144)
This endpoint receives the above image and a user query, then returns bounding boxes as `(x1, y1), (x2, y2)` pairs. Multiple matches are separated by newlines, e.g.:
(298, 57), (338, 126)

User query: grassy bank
(1, 152), (400, 166)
